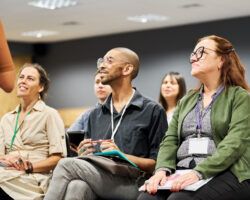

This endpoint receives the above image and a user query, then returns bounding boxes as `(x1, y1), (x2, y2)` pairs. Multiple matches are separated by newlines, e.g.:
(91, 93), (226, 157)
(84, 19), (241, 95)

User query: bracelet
(25, 162), (33, 174)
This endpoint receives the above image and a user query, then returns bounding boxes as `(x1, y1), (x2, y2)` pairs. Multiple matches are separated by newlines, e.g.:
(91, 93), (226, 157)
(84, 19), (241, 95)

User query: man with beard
(45, 47), (167, 200)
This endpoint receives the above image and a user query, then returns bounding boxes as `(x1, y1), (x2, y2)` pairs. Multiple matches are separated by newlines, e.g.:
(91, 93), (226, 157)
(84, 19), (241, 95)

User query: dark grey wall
(11, 16), (250, 108)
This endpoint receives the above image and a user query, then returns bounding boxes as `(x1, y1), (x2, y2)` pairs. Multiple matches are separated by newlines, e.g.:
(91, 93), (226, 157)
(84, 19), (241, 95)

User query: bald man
(45, 47), (167, 200)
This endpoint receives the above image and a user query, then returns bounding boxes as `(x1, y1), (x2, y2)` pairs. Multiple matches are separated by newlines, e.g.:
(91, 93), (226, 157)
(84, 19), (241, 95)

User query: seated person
(0, 63), (67, 200)
(44, 47), (168, 200)
(158, 72), (186, 124)
(68, 71), (112, 132)
(138, 35), (250, 200)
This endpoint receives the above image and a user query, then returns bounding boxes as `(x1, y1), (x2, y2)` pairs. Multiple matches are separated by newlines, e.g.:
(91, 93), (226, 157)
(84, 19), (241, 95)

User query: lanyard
(110, 89), (135, 140)
(195, 85), (224, 137)
(9, 107), (31, 151)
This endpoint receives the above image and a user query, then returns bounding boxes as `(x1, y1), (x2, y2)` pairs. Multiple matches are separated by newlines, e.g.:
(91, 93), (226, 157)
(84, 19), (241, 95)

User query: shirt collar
(10, 100), (46, 114)
(102, 88), (144, 111)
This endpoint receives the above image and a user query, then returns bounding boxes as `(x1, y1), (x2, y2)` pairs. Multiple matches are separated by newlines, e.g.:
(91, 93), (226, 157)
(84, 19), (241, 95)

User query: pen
(91, 139), (113, 143)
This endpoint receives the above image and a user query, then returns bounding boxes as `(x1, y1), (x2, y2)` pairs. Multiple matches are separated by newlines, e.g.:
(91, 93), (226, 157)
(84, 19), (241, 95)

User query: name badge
(188, 137), (209, 154)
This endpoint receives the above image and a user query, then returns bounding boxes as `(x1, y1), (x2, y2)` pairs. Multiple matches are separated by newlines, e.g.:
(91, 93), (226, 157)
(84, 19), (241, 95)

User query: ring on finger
(79, 147), (86, 153)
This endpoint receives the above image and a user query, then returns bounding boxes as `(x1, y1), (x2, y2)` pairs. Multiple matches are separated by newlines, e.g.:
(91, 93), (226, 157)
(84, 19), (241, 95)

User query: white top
(167, 109), (175, 125)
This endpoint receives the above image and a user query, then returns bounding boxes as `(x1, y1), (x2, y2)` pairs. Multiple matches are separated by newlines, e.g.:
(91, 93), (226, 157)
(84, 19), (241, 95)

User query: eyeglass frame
(96, 56), (130, 69)
(190, 46), (218, 64)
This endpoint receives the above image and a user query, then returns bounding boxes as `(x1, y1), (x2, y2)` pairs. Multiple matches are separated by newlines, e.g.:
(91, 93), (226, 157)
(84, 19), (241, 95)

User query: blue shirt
(68, 103), (100, 132)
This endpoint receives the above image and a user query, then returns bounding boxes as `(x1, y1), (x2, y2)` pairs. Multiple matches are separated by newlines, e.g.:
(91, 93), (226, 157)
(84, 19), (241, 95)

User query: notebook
(94, 150), (139, 169)
(139, 169), (212, 191)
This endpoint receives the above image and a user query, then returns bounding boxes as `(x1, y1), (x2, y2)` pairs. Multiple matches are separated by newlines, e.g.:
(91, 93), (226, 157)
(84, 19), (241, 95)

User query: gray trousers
(44, 158), (139, 200)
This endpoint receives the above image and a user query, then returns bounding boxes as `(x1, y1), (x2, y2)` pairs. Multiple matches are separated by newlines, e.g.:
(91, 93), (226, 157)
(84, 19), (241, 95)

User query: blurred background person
(68, 71), (112, 132)
(159, 72), (186, 124)
(0, 63), (66, 200)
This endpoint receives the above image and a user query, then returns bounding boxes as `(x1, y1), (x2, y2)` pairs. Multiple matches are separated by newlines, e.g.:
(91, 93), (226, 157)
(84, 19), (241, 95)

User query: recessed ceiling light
(62, 21), (80, 26)
(181, 3), (202, 8)
(127, 14), (168, 23)
(28, 0), (78, 10)
(21, 30), (58, 38)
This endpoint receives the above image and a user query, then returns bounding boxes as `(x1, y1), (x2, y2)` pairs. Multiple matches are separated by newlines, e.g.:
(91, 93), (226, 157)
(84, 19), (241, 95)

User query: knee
(57, 158), (73, 167)
(55, 158), (75, 170)
(65, 180), (96, 200)
(137, 192), (155, 200)
(67, 180), (86, 192)
(167, 192), (193, 200)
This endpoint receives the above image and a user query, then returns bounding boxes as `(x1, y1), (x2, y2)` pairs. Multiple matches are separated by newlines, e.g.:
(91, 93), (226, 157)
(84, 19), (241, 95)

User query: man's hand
(77, 139), (95, 156)
(100, 140), (119, 151)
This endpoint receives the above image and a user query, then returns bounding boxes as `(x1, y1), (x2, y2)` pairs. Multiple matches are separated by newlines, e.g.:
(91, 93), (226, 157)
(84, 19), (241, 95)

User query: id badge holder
(188, 137), (209, 154)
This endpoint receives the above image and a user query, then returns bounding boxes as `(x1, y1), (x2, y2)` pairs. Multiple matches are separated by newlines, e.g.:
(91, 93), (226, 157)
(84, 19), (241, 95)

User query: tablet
(67, 130), (86, 147)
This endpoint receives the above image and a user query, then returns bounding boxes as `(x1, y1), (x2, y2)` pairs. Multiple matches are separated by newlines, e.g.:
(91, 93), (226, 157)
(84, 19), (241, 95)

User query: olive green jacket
(156, 86), (250, 182)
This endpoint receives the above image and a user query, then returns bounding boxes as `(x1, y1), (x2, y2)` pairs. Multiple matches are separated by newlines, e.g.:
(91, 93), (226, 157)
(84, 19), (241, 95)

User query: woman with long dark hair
(159, 72), (186, 124)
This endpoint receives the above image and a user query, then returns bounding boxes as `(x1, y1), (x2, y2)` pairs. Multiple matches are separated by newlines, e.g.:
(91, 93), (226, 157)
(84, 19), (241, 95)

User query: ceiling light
(127, 14), (168, 23)
(21, 30), (58, 38)
(62, 21), (80, 26)
(181, 3), (202, 8)
(28, 0), (78, 10)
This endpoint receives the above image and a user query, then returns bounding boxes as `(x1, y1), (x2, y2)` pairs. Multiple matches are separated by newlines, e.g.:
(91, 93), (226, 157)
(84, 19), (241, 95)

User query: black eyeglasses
(190, 46), (217, 63)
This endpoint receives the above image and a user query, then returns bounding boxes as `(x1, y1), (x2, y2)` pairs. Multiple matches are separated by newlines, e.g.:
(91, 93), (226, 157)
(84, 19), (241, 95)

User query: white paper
(139, 170), (212, 192)
(188, 137), (209, 154)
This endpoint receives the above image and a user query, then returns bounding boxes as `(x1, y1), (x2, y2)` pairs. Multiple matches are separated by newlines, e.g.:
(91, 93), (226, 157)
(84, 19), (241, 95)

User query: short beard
(101, 73), (121, 85)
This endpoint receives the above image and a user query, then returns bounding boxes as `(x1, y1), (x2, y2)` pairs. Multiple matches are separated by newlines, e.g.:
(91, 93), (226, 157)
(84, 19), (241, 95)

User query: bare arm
(0, 21), (15, 92)
(125, 154), (156, 173)
(0, 70), (15, 92)
(32, 153), (62, 173)
(0, 153), (63, 173)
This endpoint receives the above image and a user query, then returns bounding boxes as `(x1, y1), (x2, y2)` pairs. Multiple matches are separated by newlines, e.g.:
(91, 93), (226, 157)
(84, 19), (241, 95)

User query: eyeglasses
(97, 56), (129, 69)
(190, 46), (217, 63)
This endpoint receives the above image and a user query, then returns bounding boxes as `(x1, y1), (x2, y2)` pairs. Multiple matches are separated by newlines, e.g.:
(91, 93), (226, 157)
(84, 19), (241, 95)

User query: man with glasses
(45, 47), (167, 200)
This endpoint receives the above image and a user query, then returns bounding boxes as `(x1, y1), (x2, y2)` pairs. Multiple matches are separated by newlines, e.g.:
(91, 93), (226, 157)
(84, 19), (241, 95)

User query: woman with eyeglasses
(159, 72), (186, 124)
(0, 63), (67, 200)
(138, 35), (250, 200)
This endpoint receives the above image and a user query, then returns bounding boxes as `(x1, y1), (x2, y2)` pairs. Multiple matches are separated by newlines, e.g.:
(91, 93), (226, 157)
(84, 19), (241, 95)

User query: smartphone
(67, 130), (86, 147)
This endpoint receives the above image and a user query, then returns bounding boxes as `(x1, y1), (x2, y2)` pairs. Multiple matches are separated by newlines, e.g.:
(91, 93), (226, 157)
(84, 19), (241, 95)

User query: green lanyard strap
(9, 108), (31, 151)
